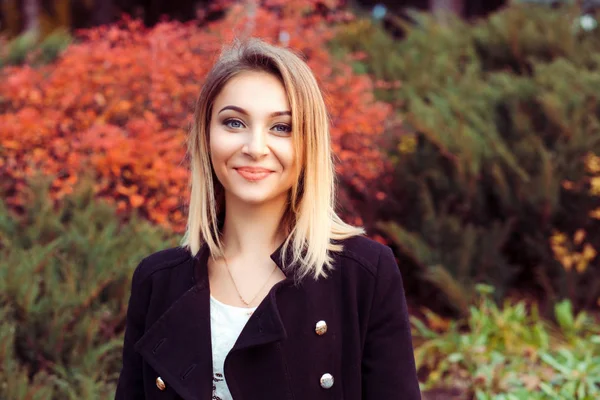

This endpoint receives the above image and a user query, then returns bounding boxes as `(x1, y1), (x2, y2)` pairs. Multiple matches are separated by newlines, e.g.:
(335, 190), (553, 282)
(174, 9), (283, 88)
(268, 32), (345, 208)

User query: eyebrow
(218, 105), (291, 118)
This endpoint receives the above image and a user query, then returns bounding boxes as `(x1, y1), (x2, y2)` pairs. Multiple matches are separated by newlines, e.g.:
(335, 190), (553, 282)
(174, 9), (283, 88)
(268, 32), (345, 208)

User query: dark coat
(115, 235), (421, 400)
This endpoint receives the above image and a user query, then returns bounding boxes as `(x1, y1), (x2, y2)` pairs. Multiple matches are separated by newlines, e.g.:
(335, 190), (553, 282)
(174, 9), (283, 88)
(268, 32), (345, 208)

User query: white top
(210, 295), (257, 400)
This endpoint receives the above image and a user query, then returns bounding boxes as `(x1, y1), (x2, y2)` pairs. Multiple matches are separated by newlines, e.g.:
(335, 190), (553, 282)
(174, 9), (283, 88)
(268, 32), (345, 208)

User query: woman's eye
(273, 124), (292, 133)
(224, 119), (244, 129)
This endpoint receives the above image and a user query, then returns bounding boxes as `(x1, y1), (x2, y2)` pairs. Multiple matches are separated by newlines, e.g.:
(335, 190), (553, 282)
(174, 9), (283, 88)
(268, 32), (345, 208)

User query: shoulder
(334, 235), (395, 278)
(133, 246), (193, 284)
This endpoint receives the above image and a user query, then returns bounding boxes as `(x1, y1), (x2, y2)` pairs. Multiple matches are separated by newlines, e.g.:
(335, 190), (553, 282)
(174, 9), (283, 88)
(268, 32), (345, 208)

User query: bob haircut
(181, 37), (364, 280)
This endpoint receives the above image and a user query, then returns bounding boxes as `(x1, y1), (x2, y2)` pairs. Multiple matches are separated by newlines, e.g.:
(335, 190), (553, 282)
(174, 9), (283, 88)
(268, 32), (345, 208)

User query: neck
(219, 194), (289, 263)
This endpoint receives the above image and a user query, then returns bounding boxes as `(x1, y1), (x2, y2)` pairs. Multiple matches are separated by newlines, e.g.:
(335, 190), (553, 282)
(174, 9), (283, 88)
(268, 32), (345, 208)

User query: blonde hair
(181, 37), (364, 280)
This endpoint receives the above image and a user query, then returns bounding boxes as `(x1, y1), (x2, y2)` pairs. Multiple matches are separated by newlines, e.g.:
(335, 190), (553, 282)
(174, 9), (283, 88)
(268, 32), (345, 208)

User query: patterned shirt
(209, 295), (256, 400)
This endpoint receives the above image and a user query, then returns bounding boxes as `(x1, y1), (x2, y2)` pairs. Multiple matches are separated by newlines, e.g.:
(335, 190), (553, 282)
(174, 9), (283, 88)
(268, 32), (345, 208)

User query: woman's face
(209, 70), (298, 208)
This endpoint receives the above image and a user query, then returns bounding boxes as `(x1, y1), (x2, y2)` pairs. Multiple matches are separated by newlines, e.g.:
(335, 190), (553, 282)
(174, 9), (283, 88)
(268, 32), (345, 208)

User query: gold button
(315, 320), (327, 335)
(156, 376), (166, 391)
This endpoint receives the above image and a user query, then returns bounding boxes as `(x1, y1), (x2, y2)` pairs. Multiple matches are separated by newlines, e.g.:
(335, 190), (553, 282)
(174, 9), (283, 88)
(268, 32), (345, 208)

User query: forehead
(213, 71), (291, 113)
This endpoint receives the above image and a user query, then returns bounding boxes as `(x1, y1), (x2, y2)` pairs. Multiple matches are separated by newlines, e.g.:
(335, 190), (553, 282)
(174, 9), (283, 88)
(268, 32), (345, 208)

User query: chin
(230, 189), (288, 207)
(228, 189), (270, 204)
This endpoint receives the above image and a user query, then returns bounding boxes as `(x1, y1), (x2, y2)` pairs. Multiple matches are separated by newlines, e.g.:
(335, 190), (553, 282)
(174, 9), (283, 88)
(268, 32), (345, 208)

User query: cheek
(276, 140), (296, 170)
(208, 130), (231, 167)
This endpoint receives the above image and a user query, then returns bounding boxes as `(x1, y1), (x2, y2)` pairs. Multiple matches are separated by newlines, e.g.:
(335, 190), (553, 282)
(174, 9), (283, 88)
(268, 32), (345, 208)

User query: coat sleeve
(361, 245), (421, 399)
(115, 259), (150, 399)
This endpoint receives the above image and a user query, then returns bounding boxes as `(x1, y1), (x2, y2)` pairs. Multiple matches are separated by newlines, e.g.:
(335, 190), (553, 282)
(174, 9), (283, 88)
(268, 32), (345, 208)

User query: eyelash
(223, 118), (292, 134)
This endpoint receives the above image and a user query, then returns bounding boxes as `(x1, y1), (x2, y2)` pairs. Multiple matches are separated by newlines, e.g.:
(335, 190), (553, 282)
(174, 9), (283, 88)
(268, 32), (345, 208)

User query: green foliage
(0, 175), (179, 399)
(414, 285), (600, 398)
(333, 3), (600, 314)
(36, 28), (73, 65)
(0, 31), (38, 67)
(0, 28), (72, 67)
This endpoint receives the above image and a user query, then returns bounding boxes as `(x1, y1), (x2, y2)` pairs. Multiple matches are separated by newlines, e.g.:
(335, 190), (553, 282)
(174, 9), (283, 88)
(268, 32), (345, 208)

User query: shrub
(36, 28), (73, 65)
(0, 0), (392, 232)
(0, 31), (38, 67)
(413, 285), (600, 398)
(0, 175), (179, 399)
(333, 4), (600, 314)
(0, 29), (72, 68)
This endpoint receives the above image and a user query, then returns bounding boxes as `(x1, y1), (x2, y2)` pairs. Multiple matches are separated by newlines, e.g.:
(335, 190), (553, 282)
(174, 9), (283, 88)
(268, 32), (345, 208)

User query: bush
(414, 285), (600, 398)
(333, 4), (600, 314)
(0, 29), (72, 68)
(0, 0), (392, 232)
(0, 31), (38, 67)
(36, 28), (73, 65)
(0, 175), (179, 399)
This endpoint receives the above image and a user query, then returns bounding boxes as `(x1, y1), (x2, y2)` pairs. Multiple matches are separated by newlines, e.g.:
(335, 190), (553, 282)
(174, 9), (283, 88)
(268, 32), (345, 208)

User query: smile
(235, 167), (274, 182)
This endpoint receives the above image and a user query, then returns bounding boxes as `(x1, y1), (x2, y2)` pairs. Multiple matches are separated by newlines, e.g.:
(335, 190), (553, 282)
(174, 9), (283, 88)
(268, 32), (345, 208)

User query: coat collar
(192, 239), (297, 284)
(134, 240), (298, 400)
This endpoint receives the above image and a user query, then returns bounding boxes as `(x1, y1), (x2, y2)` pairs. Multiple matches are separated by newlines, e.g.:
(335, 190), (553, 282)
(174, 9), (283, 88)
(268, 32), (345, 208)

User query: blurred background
(1, 0), (600, 399)
(1, 0), (508, 37)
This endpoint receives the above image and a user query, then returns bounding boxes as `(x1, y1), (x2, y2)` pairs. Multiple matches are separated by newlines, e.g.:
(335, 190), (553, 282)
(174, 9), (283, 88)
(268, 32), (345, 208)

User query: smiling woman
(115, 38), (421, 400)
(209, 71), (297, 206)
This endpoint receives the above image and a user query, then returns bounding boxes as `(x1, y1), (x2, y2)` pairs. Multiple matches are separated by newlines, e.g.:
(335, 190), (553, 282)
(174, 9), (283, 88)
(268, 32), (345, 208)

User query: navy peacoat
(115, 235), (421, 399)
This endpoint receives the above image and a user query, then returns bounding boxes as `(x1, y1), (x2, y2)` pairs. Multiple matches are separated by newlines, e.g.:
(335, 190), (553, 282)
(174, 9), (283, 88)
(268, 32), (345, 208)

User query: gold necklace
(220, 256), (279, 308)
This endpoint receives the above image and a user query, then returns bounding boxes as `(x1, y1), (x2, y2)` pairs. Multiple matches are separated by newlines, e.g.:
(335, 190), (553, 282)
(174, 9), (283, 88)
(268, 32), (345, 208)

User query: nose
(243, 127), (269, 159)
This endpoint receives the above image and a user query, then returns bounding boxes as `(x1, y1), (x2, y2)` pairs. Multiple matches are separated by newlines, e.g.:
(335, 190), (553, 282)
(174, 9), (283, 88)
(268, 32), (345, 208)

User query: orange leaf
(130, 194), (145, 208)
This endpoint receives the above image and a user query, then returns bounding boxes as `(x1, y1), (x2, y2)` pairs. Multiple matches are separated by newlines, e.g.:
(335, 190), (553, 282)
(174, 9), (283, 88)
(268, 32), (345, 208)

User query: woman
(115, 38), (421, 400)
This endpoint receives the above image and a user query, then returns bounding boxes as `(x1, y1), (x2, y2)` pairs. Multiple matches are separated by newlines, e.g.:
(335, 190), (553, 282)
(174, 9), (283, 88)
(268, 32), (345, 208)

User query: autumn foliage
(0, 0), (392, 231)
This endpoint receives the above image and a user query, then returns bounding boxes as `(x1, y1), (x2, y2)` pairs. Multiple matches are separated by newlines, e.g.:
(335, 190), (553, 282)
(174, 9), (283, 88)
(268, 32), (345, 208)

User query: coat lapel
(134, 244), (213, 400)
(134, 241), (297, 400)
(231, 273), (293, 351)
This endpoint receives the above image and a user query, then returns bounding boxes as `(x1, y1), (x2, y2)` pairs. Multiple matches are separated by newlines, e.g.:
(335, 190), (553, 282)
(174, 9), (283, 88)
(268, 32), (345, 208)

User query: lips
(235, 167), (273, 173)
(234, 167), (274, 181)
